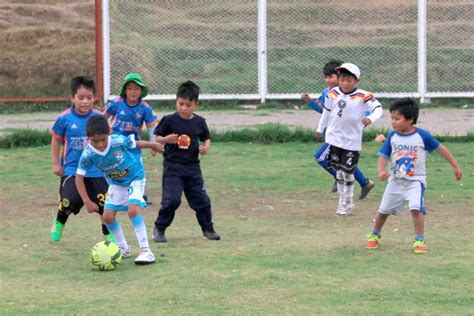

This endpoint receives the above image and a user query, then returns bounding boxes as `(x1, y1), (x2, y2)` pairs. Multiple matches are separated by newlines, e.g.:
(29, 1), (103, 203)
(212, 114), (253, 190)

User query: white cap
(336, 63), (360, 79)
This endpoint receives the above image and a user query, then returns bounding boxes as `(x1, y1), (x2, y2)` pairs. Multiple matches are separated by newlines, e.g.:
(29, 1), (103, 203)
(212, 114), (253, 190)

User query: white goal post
(100, 0), (474, 104)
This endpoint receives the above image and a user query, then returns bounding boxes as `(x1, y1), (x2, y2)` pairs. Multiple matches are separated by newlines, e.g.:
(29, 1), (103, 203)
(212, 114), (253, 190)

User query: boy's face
(71, 86), (95, 115)
(324, 74), (338, 88)
(176, 97), (198, 119)
(390, 110), (414, 133)
(88, 134), (109, 152)
(338, 74), (359, 93)
(125, 82), (143, 105)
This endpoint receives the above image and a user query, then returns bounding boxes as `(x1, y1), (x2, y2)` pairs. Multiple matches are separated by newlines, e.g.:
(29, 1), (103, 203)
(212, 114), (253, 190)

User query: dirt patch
(0, 108), (473, 136)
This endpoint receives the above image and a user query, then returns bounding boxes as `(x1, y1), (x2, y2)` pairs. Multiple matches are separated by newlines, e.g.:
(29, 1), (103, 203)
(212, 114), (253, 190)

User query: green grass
(0, 142), (473, 314)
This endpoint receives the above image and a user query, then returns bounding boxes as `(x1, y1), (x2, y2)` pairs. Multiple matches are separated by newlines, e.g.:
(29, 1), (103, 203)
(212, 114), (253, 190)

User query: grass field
(1, 142), (473, 314)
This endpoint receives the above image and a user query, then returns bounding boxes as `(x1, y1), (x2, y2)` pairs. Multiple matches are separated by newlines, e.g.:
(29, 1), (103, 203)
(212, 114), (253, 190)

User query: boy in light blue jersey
(366, 98), (462, 254)
(50, 76), (113, 242)
(76, 115), (162, 265)
(104, 73), (160, 204)
(302, 60), (375, 199)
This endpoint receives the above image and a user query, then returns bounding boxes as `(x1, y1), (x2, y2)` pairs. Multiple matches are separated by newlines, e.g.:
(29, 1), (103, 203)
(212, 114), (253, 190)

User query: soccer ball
(90, 240), (122, 271)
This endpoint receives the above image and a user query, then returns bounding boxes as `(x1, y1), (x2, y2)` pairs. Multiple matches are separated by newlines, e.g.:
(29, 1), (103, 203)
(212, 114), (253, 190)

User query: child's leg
(314, 143), (337, 178)
(372, 212), (390, 236)
(51, 176), (83, 241)
(183, 176), (213, 231)
(354, 167), (369, 187)
(128, 206), (150, 249)
(85, 177), (113, 241)
(103, 210), (129, 250)
(411, 210), (425, 240)
(154, 176), (184, 231)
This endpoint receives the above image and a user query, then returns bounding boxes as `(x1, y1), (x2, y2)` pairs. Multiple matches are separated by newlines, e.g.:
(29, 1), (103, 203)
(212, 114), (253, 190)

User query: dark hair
(323, 59), (343, 76)
(337, 68), (357, 80)
(86, 115), (110, 137)
(390, 97), (419, 124)
(177, 80), (200, 102)
(71, 76), (96, 96)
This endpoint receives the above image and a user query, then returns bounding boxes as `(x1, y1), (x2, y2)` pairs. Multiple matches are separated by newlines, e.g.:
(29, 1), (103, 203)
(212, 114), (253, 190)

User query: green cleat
(50, 220), (64, 242)
(105, 233), (116, 243)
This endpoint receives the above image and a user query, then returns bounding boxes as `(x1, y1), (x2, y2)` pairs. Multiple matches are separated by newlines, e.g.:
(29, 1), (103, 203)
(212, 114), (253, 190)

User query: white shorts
(379, 179), (426, 216)
(104, 178), (147, 212)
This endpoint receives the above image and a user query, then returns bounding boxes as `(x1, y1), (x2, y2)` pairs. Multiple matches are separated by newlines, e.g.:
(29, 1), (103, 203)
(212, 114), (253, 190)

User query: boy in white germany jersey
(316, 63), (383, 216)
(366, 98), (462, 254)
(76, 115), (162, 265)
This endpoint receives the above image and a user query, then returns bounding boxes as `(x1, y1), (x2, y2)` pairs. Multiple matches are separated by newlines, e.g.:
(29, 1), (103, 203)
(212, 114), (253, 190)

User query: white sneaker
(119, 245), (132, 258)
(335, 205), (351, 216)
(135, 248), (155, 265)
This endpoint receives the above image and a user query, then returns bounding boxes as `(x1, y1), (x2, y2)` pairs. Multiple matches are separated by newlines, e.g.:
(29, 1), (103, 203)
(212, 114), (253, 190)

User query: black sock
(102, 224), (110, 235)
(56, 211), (68, 225)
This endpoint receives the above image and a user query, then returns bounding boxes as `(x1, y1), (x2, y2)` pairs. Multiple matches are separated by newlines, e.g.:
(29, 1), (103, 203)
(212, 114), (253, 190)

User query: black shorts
(328, 145), (360, 173)
(58, 176), (108, 215)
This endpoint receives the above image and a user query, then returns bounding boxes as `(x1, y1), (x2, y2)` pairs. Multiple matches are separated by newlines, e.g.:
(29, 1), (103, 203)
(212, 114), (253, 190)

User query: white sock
(106, 221), (128, 249)
(130, 213), (149, 249)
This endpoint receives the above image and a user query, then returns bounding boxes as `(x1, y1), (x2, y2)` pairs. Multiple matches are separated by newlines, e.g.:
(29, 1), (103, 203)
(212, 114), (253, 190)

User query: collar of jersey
(394, 128), (418, 137)
(89, 136), (112, 156)
(71, 106), (93, 117)
(339, 87), (358, 95)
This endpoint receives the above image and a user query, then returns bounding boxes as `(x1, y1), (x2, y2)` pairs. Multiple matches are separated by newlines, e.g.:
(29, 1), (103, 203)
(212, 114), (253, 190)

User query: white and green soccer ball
(90, 240), (122, 271)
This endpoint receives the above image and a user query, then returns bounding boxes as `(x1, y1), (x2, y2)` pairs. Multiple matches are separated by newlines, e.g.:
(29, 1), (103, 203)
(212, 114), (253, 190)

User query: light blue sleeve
(378, 131), (395, 158)
(417, 128), (441, 153)
(77, 150), (92, 176)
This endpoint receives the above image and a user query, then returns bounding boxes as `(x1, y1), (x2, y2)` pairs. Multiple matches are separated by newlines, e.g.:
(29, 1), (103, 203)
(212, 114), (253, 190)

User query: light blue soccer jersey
(105, 97), (158, 155)
(306, 87), (330, 114)
(379, 128), (441, 184)
(50, 107), (103, 177)
(77, 134), (145, 186)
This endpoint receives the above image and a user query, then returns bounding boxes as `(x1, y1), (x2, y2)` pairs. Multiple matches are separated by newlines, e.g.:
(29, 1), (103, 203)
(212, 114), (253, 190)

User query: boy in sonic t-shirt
(151, 80), (220, 243)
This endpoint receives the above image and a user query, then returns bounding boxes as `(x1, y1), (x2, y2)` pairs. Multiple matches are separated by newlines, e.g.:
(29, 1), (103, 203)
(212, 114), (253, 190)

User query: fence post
(102, 0), (111, 105)
(258, 0), (267, 103)
(418, 0), (429, 103)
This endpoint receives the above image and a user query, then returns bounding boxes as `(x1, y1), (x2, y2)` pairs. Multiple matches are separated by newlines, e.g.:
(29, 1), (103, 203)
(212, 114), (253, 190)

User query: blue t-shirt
(154, 112), (210, 176)
(105, 97), (158, 155)
(77, 134), (144, 187)
(50, 107), (103, 177)
(379, 128), (441, 184)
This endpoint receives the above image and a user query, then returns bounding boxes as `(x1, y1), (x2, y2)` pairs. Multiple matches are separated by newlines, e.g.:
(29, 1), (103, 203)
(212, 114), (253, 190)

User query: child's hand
(301, 93), (311, 103)
(199, 145), (209, 155)
(84, 201), (99, 213)
(378, 171), (390, 181)
(166, 134), (179, 144)
(453, 166), (462, 181)
(52, 163), (64, 177)
(362, 118), (372, 127)
(315, 132), (323, 140)
(150, 143), (164, 155)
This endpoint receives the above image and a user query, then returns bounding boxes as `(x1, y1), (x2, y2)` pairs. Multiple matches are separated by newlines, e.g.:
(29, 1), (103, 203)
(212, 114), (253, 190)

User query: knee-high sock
(342, 171), (355, 207)
(106, 221), (128, 249)
(336, 170), (345, 206)
(130, 213), (149, 249)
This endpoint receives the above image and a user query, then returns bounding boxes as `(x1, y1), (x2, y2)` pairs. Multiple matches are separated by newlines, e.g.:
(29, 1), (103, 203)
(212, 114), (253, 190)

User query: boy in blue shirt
(104, 73), (160, 204)
(366, 98), (462, 254)
(302, 59), (375, 199)
(152, 80), (220, 243)
(50, 76), (113, 242)
(76, 115), (162, 264)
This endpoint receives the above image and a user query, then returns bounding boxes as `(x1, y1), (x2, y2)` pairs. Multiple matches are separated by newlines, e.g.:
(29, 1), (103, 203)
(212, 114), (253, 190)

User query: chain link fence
(106, 0), (473, 100)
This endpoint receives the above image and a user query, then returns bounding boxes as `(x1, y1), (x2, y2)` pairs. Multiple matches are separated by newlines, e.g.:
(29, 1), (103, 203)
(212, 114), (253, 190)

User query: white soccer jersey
(316, 87), (382, 151)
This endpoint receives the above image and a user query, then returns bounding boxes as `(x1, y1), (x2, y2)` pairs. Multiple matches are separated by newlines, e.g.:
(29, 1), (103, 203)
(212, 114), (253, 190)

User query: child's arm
(199, 139), (211, 155)
(378, 156), (390, 181)
(156, 134), (179, 144)
(51, 137), (64, 177)
(136, 140), (164, 153)
(315, 107), (331, 138)
(437, 145), (462, 180)
(75, 174), (99, 213)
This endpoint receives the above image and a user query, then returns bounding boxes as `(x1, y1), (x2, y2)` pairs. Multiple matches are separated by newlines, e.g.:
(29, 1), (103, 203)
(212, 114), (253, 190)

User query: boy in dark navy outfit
(152, 80), (220, 242)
